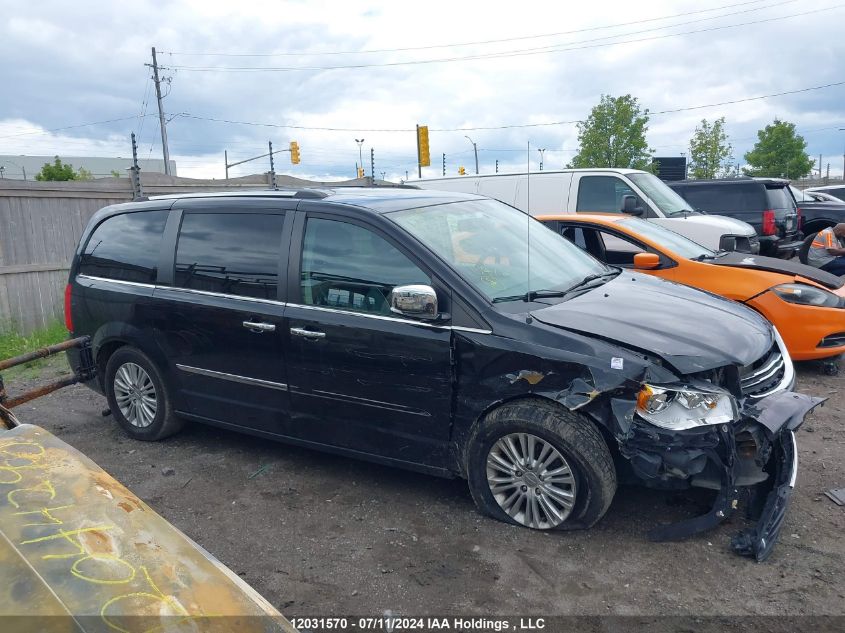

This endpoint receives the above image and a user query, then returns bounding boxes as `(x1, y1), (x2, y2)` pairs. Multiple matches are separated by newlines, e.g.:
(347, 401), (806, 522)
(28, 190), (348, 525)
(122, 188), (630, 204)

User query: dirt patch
(6, 358), (844, 617)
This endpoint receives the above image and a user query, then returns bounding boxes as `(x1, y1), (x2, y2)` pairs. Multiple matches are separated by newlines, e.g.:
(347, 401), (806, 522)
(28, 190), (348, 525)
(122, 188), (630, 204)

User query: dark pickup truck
(790, 185), (845, 237)
(668, 178), (803, 258)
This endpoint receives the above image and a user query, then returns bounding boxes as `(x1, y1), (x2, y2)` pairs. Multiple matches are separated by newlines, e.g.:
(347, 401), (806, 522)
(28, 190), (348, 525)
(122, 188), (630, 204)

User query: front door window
(300, 218), (430, 314)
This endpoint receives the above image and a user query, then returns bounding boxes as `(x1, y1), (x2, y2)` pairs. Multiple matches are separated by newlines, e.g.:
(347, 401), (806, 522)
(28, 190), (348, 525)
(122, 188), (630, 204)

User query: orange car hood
(710, 252), (844, 291)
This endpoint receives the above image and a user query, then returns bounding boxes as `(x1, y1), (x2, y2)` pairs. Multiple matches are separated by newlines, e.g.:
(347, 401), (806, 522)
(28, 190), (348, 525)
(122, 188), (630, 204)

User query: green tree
(688, 117), (732, 179)
(34, 157), (96, 181)
(75, 167), (93, 181)
(570, 95), (653, 170)
(743, 119), (813, 178)
(35, 156), (77, 181)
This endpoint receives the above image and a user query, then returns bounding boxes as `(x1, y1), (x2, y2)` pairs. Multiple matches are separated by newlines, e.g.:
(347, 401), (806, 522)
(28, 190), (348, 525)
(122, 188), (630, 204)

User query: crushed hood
(712, 251), (844, 290)
(530, 273), (773, 374)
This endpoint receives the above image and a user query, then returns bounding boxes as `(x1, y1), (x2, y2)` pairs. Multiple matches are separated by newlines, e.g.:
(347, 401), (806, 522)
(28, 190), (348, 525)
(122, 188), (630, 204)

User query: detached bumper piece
(622, 391), (824, 561)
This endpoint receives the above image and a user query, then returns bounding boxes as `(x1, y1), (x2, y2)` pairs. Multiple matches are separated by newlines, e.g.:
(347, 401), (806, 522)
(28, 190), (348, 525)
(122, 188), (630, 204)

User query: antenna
(526, 140), (531, 311)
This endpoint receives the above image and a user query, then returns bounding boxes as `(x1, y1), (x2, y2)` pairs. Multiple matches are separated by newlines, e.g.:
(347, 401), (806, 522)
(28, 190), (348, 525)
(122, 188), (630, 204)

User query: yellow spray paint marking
(0, 424), (292, 631)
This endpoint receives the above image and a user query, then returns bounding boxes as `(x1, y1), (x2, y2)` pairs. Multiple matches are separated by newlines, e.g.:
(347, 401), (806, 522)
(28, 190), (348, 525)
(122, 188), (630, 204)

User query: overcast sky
(1, 0), (843, 181)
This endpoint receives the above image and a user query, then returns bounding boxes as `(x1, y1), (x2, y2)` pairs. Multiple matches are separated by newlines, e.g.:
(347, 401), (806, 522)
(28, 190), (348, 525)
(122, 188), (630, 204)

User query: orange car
(538, 214), (845, 366)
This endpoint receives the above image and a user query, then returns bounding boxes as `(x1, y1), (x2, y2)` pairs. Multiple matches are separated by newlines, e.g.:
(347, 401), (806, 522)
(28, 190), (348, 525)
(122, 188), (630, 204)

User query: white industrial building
(0, 155), (177, 180)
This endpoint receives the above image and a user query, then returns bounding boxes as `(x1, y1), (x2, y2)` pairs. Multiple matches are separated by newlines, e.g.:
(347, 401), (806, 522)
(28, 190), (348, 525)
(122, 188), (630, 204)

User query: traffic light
(417, 125), (430, 167)
(289, 141), (300, 164)
(458, 166), (466, 175)
(357, 167), (365, 178)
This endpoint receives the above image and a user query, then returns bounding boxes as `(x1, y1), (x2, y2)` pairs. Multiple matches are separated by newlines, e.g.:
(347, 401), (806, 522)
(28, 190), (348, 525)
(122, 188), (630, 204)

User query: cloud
(1, 0), (843, 181)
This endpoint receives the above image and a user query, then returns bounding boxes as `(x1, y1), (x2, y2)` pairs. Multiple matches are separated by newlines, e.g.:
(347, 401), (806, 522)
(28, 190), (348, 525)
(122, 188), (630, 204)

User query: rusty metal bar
(3, 374), (80, 409)
(0, 336), (88, 371)
(0, 336), (95, 429)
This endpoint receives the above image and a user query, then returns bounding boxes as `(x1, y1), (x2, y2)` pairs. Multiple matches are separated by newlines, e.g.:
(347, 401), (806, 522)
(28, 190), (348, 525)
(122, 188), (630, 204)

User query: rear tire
(465, 398), (616, 530)
(105, 347), (184, 441)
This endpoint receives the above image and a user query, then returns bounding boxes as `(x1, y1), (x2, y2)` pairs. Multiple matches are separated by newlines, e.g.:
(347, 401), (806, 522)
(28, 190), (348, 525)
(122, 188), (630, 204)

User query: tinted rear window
(675, 184), (766, 212)
(765, 185), (795, 210)
(79, 211), (168, 283)
(175, 212), (284, 299)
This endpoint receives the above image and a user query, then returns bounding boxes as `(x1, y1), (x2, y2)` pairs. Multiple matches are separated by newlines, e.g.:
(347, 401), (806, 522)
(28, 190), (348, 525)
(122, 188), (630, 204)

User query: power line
(0, 114), (157, 140)
(159, 0), (775, 57)
(178, 79), (845, 133)
(161, 4), (837, 73)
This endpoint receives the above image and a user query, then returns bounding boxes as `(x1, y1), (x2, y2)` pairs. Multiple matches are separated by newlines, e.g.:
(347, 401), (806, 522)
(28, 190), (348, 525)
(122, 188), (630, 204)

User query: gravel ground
(4, 356), (844, 618)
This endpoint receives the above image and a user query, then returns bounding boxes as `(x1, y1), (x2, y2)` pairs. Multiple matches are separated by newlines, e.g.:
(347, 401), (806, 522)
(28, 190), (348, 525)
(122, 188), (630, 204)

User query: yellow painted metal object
(0, 424), (296, 633)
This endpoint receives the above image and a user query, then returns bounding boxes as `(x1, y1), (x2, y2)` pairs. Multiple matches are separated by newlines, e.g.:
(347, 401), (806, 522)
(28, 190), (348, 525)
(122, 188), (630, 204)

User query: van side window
(300, 218), (430, 315)
(79, 211), (168, 283)
(175, 213), (284, 299)
(576, 176), (638, 213)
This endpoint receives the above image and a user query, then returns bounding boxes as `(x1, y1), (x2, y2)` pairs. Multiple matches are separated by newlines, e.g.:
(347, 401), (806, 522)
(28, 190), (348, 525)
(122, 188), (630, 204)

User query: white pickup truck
(414, 168), (759, 253)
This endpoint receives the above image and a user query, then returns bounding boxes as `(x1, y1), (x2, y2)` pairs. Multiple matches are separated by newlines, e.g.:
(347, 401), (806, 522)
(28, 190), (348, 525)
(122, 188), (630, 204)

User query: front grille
(739, 344), (786, 398)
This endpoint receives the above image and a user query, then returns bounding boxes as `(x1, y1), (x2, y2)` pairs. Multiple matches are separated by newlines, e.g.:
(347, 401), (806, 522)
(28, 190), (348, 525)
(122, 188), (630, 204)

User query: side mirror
(622, 195), (642, 215)
(633, 253), (661, 270)
(389, 284), (439, 320)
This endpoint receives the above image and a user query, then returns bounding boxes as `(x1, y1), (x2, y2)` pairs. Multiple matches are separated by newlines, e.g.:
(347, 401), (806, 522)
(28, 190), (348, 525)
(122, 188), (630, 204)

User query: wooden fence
(0, 172), (374, 334)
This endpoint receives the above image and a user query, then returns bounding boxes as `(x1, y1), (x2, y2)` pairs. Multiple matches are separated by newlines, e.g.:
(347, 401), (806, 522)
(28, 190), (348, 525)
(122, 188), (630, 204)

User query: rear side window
(576, 176), (638, 213)
(765, 186), (795, 210)
(175, 213), (284, 299)
(678, 184), (765, 212)
(79, 211), (168, 283)
(300, 218), (429, 315)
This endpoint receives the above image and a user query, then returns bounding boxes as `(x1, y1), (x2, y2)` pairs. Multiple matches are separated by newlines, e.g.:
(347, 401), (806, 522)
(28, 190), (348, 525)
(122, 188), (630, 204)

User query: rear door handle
(290, 327), (326, 340)
(243, 321), (276, 333)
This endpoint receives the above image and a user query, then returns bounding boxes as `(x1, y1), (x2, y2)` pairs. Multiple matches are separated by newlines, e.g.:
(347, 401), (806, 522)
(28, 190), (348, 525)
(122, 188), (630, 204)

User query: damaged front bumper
(620, 391), (824, 561)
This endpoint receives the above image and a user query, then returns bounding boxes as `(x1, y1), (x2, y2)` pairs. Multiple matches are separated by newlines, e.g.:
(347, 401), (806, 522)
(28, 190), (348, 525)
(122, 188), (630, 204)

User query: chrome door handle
(290, 327), (326, 340)
(243, 321), (276, 333)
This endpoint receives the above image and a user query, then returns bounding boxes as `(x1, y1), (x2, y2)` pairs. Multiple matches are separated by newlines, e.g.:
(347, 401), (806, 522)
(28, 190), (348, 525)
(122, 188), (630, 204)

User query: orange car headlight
(772, 283), (842, 308)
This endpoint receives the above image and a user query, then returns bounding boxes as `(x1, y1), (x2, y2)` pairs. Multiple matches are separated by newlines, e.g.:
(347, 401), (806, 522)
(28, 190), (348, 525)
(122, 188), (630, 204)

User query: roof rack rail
(147, 189), (331, 201)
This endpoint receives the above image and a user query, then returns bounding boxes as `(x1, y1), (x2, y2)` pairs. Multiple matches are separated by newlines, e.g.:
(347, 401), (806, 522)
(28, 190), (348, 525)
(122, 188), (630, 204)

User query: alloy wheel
(113, 362), (157, 428)
(486, 432), (577, 529)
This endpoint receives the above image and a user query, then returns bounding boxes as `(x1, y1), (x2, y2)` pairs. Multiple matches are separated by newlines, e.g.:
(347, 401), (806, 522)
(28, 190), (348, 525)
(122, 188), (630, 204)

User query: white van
(414, 168), (759, 253)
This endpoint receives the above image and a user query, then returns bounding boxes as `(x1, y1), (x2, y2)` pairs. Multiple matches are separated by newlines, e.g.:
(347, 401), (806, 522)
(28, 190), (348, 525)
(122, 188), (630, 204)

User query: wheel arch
(459, 393), (614, 476)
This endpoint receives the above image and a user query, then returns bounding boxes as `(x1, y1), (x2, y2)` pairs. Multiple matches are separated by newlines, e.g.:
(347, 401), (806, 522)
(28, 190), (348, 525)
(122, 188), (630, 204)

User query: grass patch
(0, 321), (69, 380)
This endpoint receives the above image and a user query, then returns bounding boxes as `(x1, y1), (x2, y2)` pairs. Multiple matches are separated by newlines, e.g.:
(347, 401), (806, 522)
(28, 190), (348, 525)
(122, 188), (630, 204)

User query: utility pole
(495, 159), (499, 173)
(442, 153), (446, 177)
(370, 147), (375, 180)
(225, 150), (228, 180)
(819, 153), (823, 179)
(840, 128), (845, 181)
(149, 47), (172, 176)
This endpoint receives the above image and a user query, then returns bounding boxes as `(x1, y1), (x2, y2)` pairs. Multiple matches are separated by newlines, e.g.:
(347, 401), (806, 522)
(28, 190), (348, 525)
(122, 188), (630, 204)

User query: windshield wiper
(492, 289), (569, 303)
(492, 271), (619, 304)
(691, 249), (729, 261)
(562, 270), (619, 295)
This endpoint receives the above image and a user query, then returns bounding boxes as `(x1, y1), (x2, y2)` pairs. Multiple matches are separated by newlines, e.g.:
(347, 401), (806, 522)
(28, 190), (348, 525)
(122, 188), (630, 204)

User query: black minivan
(668, 178), (803, 258)
(66, 188), (820, 560)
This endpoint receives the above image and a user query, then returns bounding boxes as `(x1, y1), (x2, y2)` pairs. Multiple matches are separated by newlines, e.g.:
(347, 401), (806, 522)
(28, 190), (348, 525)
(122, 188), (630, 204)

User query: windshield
(629, 173), (694, 216)
(390, 199), (608, 303)
(789, 185), (807, 202)
(618, 217), (715, 260)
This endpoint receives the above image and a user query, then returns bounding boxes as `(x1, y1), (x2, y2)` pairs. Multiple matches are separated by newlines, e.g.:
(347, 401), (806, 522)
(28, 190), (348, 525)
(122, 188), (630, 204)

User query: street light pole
(538, 148), (546, 171)
(465, 135), (479, 174)
(839, 128), (845, 181)
(355, 139), (365, 177)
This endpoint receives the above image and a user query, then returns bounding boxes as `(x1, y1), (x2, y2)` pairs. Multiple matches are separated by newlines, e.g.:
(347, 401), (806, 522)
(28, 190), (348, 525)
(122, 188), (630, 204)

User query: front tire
(466, 398), (616, 530)
(105, 347), (183, 441)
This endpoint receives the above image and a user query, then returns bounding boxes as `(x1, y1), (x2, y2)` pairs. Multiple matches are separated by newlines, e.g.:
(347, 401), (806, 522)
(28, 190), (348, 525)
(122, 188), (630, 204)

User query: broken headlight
(636, 384), (737, 430)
